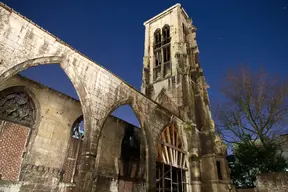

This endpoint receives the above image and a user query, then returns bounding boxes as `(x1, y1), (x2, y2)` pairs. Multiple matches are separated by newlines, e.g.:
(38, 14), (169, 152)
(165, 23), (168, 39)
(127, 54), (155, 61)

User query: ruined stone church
(0, 3), (235, 192)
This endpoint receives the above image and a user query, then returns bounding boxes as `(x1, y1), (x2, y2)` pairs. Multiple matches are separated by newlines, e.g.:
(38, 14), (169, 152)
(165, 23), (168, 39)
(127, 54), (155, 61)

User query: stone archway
(94, 98), (153, 191)
(0, 56), (63, 84)
(0, 57), (91, 191)
(0, 56), (90, 143)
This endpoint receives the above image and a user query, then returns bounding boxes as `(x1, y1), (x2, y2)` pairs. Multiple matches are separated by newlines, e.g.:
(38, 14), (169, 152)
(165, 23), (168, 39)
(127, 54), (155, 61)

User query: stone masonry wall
(0, 75), (83, 170)
(255, 172), (288, 192)
(0, 75), (83, 191)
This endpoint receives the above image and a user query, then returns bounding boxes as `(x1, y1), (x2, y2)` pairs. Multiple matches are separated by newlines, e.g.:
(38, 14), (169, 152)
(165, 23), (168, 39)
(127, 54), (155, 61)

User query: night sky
(3, 0), (288, 127)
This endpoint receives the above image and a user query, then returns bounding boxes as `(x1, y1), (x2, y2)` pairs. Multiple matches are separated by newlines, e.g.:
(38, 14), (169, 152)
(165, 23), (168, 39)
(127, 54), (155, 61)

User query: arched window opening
(72, 116), (84, 139)
(154, 29), (162, 49)
(162, 25), (171, 44)
(153, 25), (172, 81)
(95, 104), (145, 191)
(156, 123), (188, 192)
(62, 115), (84, 183)
(0, 87), (35, 182)
(162, 25), (171, 78)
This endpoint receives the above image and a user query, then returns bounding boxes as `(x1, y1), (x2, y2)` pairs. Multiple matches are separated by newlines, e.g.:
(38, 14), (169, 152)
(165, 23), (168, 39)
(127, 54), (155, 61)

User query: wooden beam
(165, 126), (174, 165)
(161, 134), (170, 163)
(159, 141), (186, 154)
(171, 124), (176, 165)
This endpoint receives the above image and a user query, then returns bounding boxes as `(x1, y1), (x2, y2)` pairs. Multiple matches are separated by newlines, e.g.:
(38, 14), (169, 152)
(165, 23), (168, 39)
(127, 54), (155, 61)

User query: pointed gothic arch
(156, 122), (188, 191)
(157, 123), (187, 168)
(162, 24), (171, 44)
(0, 56), (90, 145)
(94, 99), (151, 191)
(154, 28), (162, 49)
(0, 58), (87, 190)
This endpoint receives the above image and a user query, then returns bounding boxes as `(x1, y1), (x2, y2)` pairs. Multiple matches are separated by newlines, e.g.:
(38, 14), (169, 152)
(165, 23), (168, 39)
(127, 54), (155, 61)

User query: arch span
(0, 56), (64, 84)
(96, 98), (154, 190)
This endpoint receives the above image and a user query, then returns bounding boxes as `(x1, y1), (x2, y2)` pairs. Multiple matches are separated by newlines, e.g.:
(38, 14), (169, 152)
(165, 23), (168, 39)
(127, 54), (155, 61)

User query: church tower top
(141, 4), (210, 122)
(143, 4), (189, 26)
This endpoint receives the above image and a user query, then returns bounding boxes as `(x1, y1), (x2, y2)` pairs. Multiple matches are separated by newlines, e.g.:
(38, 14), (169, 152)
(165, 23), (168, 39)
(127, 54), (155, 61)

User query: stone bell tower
(141, 3), (212, 124)
(141, 4), (235, 192)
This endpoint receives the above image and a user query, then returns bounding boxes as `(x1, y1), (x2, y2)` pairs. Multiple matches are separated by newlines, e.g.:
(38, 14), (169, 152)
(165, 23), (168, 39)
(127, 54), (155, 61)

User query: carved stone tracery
(0, 91), (35, 126)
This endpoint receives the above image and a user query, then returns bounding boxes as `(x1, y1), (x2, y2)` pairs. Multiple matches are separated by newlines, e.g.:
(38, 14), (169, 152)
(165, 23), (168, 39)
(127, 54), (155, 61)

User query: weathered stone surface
(256, 172), (288, 192)
(0, 2), (235, 192)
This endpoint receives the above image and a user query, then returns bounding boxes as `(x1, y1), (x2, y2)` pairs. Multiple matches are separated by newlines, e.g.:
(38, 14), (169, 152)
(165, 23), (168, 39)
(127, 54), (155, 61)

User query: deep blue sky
(3, 0), (288, 126)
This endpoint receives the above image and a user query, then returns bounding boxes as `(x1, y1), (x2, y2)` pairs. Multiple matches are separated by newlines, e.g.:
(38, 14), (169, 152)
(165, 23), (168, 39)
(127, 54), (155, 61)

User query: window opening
(156, 123), (188, 191)
(72, 118), (84, 139)
(216, 160), (223, 180)
(154, 29), (162, 49)
(162, 25), (171, 45)
(154, 50), (162, 81)
(120, 124), (140, 179)
(153, 25), (172, 81)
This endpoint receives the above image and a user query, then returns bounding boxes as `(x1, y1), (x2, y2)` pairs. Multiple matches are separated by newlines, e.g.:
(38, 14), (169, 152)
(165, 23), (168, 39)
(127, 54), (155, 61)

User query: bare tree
(215, 66), (288, 147)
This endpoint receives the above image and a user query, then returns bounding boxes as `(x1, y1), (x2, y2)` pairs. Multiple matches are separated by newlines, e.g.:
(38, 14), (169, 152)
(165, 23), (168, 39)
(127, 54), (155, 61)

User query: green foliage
(228, 140), (288, 188)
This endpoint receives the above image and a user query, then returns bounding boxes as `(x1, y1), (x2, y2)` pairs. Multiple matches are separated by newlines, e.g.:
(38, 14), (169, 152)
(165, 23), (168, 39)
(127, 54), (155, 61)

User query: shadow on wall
(94, 104), (146, 192)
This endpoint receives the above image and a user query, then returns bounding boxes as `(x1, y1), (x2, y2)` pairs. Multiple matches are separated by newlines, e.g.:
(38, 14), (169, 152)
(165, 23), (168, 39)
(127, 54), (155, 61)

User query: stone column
(75, 120), (100, 192)
(147, 139), (157, 192)
(189, 156), (202, 192)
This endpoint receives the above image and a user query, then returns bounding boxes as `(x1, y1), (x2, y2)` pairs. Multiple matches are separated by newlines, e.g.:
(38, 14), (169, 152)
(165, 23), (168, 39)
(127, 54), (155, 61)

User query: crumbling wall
(0, 3), (197, 191)
(95, 115), (145, 192)
(0, 75), (82, 192)
(255, 172), (288, 192)
(0, 75), (82, 169)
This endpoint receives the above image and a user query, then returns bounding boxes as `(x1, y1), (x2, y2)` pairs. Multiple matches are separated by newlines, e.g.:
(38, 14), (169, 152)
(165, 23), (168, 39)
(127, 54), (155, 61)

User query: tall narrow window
(162, 25), (171, 78)
(163, 46), (171, 63)
(162, 25), (170, 44)
(216, 160), (223, 180)
(154, 50), (162, 81)
(153, 25), (172, 81)
(156, 123), (188, 191)
(62, 116), (84, 183)
(154, 29), (161, 49)
(153, 29), (162, 81)
(163, 45), (171, 77)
